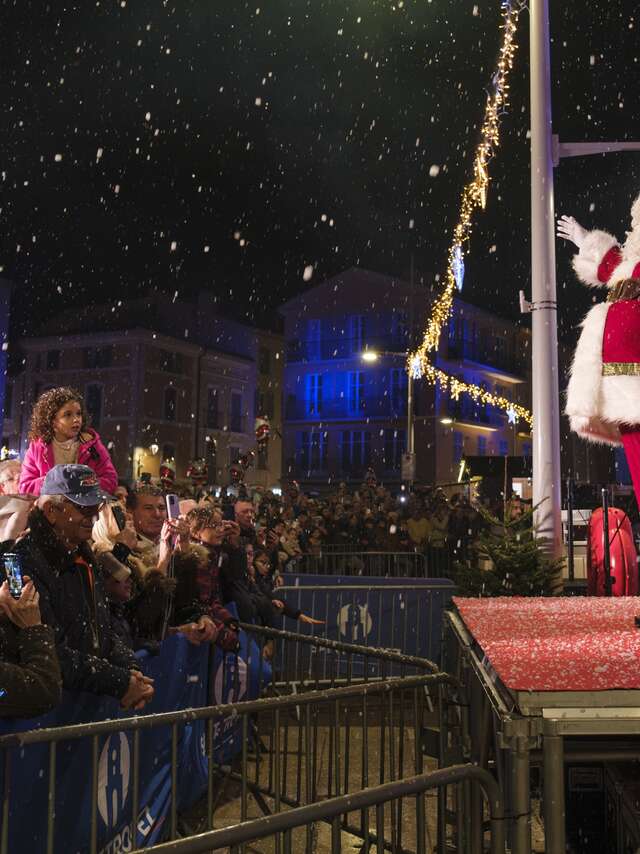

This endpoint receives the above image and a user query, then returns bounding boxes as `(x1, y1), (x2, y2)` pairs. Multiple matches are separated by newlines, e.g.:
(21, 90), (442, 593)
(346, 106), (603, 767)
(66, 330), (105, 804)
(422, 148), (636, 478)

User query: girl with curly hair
(18, 386), (117, 495)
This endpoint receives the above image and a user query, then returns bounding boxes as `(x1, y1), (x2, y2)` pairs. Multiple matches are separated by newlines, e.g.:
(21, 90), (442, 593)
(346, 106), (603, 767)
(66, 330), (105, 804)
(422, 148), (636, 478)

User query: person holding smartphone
(0, 573), (62, 718)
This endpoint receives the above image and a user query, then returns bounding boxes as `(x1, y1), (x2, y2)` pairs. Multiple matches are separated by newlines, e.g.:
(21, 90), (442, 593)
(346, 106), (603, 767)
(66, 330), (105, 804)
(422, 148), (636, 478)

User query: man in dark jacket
(0, 575), (62, 718)
(15, 465), (154, 711)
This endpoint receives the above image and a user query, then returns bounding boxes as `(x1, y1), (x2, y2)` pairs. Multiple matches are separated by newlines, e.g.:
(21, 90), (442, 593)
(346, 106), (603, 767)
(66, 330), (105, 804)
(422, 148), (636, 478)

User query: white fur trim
(600, 375), (640, 427)
(569, 414), (621, 447)
(565, 303), (623, 446)
(631, 192), (640, 233)
(572, 230), (620, 287)
(610, 257), (639, 281)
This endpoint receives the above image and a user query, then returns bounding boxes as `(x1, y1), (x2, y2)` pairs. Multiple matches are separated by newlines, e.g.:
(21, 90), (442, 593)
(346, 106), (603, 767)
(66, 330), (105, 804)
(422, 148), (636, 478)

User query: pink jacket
(19, 430), (118, 496)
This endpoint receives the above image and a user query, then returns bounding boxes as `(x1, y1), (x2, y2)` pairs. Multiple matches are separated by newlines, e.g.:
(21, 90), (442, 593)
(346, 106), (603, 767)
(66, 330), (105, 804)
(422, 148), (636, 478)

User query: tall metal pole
(407, 372), (415, 457)
(530, 0), (562, 559)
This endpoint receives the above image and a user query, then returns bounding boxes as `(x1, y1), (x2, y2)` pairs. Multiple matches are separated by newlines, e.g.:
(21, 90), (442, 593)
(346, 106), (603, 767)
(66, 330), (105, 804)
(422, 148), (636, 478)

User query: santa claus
(559, 193), (640, 505)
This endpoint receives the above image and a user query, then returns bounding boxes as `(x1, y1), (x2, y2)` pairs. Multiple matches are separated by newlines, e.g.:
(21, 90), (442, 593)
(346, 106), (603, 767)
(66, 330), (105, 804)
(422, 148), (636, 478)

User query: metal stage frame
(443, 606), (640, 854)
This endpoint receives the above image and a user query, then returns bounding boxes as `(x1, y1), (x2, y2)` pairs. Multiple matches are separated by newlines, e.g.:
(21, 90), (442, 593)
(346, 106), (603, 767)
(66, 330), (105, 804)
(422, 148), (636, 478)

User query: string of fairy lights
(408, 0), (533, 428)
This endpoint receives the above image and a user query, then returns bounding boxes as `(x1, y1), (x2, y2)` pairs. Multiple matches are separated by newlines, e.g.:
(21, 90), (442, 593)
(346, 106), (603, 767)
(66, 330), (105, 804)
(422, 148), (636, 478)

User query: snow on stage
(453, 595), (640, 692)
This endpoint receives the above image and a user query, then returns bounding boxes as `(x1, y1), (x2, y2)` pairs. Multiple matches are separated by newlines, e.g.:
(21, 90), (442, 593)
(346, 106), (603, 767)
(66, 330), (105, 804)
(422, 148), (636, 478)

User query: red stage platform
(454, 596), (640, 692)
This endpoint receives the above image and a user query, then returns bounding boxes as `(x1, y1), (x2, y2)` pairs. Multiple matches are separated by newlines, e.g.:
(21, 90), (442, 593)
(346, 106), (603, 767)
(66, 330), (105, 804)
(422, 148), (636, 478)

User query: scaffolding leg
(543, 734), (565, 854)
(511, 735), (531, 854)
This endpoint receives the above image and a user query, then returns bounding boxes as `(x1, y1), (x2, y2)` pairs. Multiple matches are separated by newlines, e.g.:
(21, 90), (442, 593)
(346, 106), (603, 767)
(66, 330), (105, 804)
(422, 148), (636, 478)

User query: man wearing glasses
(13, 465), (154, 711)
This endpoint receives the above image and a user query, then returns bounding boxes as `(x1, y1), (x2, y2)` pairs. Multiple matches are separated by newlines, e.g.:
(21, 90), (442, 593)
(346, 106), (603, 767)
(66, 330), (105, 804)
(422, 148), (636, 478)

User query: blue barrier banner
(280, 575), (454, 665)
(0, 635), (209, 853)
(209, 606), (272, 765)
(0, 618), (272, 853)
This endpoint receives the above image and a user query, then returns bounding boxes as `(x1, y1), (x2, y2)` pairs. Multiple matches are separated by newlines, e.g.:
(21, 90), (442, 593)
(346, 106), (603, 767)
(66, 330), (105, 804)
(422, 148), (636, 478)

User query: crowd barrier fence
(138, 764), (506, 854)
(276, 574), (455, 665)
(0, 614), (463, 853)
(296, 547), (454, 579)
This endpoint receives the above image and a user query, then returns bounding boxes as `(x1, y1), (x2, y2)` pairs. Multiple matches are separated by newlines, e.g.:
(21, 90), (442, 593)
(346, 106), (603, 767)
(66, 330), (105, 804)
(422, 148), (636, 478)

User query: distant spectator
(19, 387), (117, 496)
(407, 506), (430, 549)
(0, 459), (22, 495)
(0, 575), (62, 718)
(114, 482), (129, 507)
(14, 465), (154, 710)
(252, 549), (323, 627)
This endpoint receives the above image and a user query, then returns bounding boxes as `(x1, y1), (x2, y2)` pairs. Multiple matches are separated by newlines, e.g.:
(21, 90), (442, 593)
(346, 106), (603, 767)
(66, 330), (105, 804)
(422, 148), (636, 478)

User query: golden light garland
(408, 1), (532, 428)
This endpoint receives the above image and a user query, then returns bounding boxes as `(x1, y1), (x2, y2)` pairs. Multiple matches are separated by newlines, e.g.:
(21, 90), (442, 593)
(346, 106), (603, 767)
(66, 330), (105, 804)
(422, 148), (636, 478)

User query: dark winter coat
(13, 509), (135, 700)
(253, 573), (301, 621)
(0, 621), (62, 718)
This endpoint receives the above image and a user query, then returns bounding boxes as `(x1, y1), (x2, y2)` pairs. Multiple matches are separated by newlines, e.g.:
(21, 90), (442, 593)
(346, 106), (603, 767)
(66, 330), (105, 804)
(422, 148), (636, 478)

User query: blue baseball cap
(41, 465), (113, 507)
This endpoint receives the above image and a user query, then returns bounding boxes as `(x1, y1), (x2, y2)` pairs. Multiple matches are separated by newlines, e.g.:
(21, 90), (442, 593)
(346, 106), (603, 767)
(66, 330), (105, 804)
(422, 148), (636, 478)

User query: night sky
(1, 1), (639, 341)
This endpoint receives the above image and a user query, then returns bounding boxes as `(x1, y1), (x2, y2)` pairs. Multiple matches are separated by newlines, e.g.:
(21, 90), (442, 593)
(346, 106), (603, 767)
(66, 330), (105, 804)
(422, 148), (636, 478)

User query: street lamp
(361, 349), (415, 483)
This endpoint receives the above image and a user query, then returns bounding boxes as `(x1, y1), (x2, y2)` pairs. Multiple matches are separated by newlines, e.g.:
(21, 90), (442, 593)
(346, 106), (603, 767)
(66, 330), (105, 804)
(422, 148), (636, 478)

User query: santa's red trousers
(619, 425), (640, 509)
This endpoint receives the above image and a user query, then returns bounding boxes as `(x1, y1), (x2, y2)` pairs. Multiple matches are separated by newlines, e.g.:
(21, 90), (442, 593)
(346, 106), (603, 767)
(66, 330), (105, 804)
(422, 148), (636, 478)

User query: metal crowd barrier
(0, 629), (456, 854)
(140, 764), (506, 854)
(234, 621), (441, 693)
(273, 578), (455, 664)
(297, 547), (454, 578)
(297, 550), (428, 577)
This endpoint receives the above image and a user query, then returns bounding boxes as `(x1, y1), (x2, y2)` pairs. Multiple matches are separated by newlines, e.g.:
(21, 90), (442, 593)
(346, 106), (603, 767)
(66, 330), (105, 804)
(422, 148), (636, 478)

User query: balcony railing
(446, 339), (526, 376)
(285, 397), (406, 421)
(286, 334), (408, 363)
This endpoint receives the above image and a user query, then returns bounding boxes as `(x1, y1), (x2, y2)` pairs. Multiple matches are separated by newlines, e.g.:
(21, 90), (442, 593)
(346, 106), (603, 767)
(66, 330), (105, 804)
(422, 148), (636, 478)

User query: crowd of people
(0, 384), (513, 722)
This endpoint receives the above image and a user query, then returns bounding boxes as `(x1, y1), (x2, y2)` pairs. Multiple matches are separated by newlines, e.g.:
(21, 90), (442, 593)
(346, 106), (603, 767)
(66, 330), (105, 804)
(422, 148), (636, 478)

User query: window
(453, 431), (464, 464)
(347, 371), (364, 414)
(160, 350), (183, 374)
(494, 335), (506, 366)
(3, 383), (12, 419)
(258, 390), (274, 419)
(499, 439), (509, 456)
(390, 368), (406, 413)
(341, 430), (371, 472)
(206, 388), (219, 429)
(230, 392), (243, 432)
(306, 374), (323, 415)
(229, 445), (240, 466)
(162, 443), (175, 461)
(349, 315), (366, 354)
(258, 346), (271, 375)
(383, 428), (406, 470)
(298, 430), (328, 471)
(392, 311), (409, 347)
(205, 437), (217, 480)
(85, 384), (103, 430)
(164, 387), (177, 422)
(477, 436), (487, 456)
(307, 319), (322, 360)
(522, 442), (532, 458)
(257, 443), (268, 470)
(84, 346), (113, 369)
(46, 350), (60, 370)
(310, 431), (328, 470)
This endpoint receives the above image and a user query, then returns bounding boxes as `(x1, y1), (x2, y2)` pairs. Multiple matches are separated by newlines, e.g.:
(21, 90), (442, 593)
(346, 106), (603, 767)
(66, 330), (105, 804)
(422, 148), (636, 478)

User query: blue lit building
(280, 268), (534, 489)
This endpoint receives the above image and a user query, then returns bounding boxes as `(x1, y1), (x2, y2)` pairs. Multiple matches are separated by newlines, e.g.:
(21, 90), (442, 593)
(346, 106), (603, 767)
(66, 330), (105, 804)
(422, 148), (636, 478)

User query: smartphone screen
(111, 503), (126, 531)
(3, 553), (24, 600)
(165, 493), (180, 520)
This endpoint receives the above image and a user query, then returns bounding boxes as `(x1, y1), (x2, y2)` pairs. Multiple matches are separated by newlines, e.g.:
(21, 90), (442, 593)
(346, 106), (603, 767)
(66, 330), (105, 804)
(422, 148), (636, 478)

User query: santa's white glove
(557, 215), (588, 250)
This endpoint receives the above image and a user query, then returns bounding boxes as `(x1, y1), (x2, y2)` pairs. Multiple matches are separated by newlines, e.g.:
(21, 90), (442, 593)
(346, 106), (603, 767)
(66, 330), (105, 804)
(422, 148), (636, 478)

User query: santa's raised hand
(557, 215), (588, 249)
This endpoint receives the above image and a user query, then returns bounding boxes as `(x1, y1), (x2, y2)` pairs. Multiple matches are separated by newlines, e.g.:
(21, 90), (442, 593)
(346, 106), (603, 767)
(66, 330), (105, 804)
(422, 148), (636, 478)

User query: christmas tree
(453, 500), (563, 597)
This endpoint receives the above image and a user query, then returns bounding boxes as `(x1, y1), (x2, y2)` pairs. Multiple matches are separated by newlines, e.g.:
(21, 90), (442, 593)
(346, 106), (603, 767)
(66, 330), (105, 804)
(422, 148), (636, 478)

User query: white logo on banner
(97, 732), (130, 828)
(213, 656), (248, 705)
(338, 603), (373, 643)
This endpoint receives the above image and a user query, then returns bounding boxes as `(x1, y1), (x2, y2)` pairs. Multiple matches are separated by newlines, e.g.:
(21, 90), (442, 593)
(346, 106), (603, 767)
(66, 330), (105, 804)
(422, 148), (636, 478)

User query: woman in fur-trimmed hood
(559, 192), (640, 506)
